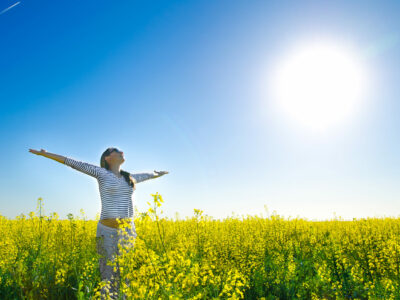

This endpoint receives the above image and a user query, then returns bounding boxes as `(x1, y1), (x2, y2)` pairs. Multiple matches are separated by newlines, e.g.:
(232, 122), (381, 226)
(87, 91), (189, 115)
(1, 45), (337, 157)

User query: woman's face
(105, 149), (125, 166)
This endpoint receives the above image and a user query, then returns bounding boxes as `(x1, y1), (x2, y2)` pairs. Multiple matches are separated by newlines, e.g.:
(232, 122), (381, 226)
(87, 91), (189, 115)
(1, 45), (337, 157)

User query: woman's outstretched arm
(130, 170), (169, 183)
(29, 148), (104, 179)
(29, 148), (66, 164)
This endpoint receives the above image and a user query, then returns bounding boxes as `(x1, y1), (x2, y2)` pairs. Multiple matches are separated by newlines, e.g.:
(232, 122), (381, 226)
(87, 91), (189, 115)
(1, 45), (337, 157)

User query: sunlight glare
(269, 40), (368, 134)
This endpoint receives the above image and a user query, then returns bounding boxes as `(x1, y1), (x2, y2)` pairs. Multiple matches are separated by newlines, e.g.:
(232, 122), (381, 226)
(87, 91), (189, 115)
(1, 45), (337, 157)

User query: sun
(268, 40), (368, 133)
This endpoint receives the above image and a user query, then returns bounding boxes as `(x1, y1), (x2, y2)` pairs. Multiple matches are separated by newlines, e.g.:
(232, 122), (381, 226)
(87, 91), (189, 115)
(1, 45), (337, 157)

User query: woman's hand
(29, 148), (47, 156)
(28, 149), (65, 164)
(154, 170), (169, 177)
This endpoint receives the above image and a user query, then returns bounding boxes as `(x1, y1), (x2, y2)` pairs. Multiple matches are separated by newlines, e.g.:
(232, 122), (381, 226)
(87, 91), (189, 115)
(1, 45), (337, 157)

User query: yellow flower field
(1, 194), (399, 299)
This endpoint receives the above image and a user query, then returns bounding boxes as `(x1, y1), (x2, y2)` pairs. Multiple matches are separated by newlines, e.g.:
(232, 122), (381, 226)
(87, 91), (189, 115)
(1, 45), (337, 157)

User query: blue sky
(1, 0), (400, 221)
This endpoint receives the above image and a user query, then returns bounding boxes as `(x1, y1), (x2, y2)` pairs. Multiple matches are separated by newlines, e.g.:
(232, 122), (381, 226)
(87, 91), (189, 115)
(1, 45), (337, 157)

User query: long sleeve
(64, 157), (105, 179)
(130, 172), (156, 183)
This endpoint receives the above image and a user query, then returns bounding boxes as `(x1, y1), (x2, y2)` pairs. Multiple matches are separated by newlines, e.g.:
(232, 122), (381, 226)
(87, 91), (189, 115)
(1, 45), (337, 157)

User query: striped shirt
(64, 157), (156, 220)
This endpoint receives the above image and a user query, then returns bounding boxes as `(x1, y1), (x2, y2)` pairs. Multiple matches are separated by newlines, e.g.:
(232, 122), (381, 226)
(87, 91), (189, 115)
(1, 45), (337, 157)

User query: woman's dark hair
(100, 147), (135, 189)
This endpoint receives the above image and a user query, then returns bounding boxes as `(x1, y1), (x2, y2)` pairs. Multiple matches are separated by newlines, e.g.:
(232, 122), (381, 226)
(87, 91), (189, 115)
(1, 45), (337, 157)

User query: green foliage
(0, 196), (399, 299)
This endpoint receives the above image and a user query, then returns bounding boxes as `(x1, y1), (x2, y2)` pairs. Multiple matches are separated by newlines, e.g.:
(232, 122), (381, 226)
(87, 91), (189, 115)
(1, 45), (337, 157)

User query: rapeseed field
(1, 193), (399, 299)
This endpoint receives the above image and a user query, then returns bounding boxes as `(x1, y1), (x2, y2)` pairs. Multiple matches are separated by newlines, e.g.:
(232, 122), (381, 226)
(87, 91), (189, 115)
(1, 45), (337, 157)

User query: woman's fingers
(28, 148), (45, 155)
(154, 170), (169, 176)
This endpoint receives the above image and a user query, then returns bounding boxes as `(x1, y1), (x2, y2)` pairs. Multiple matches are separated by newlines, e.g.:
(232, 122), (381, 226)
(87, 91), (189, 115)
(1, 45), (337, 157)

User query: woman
(29, 147), (168, 299)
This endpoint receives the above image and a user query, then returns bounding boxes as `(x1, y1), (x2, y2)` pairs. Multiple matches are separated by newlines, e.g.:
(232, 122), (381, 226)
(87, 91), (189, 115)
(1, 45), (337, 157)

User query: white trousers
(96, 221), (137, 299)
